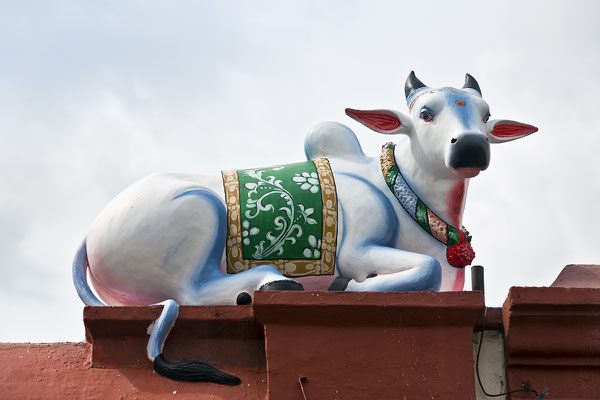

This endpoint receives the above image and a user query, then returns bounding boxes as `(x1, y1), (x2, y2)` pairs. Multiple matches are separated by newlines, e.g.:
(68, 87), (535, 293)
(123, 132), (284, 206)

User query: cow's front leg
(333, 172), (441, 292)
(339, 244), (442, 292)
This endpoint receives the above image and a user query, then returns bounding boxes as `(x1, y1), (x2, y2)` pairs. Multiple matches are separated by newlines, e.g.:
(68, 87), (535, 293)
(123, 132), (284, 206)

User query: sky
(1, 1), (599, 342)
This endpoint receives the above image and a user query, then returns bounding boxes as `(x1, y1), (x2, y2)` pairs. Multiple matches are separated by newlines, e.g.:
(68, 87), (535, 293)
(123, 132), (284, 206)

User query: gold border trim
(222, 158), (338, 277)
(380, 145), (396, 177)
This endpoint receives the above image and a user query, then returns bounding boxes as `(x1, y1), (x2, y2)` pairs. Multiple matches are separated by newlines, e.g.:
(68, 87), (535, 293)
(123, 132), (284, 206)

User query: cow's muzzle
(447, 133), (490, 174)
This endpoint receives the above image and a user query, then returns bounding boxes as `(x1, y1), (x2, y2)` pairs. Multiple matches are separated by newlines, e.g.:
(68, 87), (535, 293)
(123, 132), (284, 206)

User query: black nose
(448, 133), (490, 170)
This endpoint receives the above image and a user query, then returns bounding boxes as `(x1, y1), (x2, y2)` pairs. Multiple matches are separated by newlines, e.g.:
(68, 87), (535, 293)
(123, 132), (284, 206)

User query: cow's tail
(73, 239), (240, 385)
(148, 300), (241, 385)
(72, 238), (106, 306)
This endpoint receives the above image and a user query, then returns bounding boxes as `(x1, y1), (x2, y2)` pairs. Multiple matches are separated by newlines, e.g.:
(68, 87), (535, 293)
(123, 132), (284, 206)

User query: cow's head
(346, 72), (538, 179)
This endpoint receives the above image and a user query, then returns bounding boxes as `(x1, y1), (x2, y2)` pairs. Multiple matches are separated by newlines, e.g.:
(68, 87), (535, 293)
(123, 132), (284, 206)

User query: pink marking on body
(296, 273), (339, 291)
(452, 268), (465, 291)
(89, 269), (163, 306)
(88, 248), (168, 305)
(447, 181), (465, 227)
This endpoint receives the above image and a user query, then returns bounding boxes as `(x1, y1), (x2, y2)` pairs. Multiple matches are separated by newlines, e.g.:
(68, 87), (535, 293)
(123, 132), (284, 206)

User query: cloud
(1, 1), (599, 341)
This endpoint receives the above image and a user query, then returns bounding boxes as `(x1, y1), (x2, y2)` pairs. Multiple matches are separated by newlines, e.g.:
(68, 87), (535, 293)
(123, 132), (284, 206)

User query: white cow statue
(73, 72), (537, 384)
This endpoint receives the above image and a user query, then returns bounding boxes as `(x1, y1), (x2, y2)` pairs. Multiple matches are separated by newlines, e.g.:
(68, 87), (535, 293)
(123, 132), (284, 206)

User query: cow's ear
(345, 108), (413, 135)
(486, 119), (538, 143)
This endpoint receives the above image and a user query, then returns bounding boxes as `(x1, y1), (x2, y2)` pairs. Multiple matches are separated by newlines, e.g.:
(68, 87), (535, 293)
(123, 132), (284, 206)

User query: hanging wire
(298, 376), (308, 400)
(475, 308), (549, 398)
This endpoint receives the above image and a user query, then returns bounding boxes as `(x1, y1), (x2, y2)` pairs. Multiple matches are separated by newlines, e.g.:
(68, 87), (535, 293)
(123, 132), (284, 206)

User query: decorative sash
(380, 143), (475, 267)
(222, 158), (337, 277)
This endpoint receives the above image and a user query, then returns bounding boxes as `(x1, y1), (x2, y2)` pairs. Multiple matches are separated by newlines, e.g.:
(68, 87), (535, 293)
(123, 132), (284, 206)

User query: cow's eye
(483, 113), (490, 123)
(419, 109), (434, 122)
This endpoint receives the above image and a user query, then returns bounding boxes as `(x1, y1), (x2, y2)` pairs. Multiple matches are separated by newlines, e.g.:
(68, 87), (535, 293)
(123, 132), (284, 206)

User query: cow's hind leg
(175, 188), (303, 305)
(147, 299), (241, 385)
(188, 264), (304, 305)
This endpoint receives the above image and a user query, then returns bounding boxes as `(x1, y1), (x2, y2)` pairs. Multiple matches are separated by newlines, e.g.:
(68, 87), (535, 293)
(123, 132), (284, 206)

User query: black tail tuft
(153, 353), (241, 385)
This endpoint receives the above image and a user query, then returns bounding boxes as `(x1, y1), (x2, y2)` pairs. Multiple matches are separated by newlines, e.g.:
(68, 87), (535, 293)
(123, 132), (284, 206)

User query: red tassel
(446, 231), (475, 267)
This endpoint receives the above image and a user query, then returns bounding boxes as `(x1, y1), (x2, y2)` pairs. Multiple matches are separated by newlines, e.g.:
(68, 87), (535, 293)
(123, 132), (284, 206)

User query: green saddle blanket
(222, 158), (338, 277)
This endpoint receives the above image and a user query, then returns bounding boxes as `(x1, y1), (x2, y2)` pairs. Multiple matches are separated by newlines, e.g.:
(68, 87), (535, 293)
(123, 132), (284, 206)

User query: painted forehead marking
(446, 91), (475, 129)
(408, 88), (470, 111)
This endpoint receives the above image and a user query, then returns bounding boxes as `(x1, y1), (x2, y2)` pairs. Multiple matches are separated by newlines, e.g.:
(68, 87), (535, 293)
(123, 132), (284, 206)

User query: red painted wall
(1, 275), (599, 400)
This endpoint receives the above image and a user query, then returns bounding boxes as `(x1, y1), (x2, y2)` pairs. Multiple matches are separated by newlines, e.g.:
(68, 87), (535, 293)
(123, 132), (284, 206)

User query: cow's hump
(304, 122), (367, 162)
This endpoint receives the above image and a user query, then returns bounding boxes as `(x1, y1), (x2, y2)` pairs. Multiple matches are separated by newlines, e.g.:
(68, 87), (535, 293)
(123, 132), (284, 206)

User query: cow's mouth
(452, 168), (481, 179)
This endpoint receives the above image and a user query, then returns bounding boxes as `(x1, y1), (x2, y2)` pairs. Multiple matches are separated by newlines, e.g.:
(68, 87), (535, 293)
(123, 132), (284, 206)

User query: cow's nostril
(451, 138), (457, 144)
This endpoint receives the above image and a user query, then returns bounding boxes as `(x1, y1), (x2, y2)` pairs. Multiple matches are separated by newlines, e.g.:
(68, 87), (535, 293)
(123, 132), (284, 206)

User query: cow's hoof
(236, 292), (252, 305)
(328, 276), (351, 291)
(259, 280), (304, 291)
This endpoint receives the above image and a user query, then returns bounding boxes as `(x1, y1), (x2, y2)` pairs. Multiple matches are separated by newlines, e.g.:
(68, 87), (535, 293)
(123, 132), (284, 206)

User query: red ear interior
(491, 121), (538, 138)
(345, 108), (401, 133)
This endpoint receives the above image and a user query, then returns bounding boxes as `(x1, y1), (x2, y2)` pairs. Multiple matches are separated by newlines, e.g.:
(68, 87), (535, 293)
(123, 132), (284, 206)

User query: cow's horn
(405, 71), (427, 99)
(462, 73), (482, 96)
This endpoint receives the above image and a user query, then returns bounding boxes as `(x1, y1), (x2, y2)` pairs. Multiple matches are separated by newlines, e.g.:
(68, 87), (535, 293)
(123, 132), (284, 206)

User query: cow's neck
(394, 140), (468, 228)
